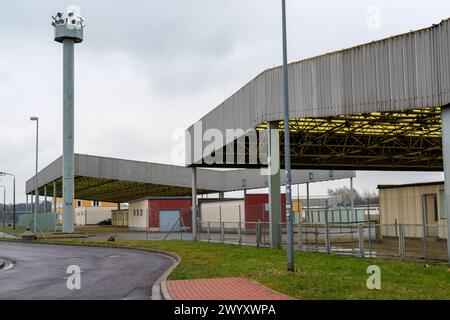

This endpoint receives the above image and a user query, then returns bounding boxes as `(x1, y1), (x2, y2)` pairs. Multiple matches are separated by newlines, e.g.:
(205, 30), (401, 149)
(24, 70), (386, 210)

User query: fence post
(325, 209), (330, 254)
(395, 219), (398, 238)
(314, 224), (319, 250)
(221, 222), (225, 244)
(399, 224), (405, 260)
(256, 221), (261, 248)
(238, 222), (242, 246)
(207, 222), (210, 242)
(358, 223), (365, 258)
(423, 224), (429, 262)
(298, 223), (302, 250)
(368, 220), (372, 258)
(278, 223), (283, 248)
(238, 204), (242, 246)
(350, 209), (354, 240)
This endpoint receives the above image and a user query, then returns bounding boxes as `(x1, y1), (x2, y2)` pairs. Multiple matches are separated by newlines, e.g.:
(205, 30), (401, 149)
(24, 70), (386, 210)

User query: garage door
(159, 210), (181, 232)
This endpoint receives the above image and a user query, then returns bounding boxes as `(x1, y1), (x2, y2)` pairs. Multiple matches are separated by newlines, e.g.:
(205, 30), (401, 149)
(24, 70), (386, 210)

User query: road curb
(0, 239), (181, 299)
(152, 254), (180, 300)
(0, 259), (4, 269)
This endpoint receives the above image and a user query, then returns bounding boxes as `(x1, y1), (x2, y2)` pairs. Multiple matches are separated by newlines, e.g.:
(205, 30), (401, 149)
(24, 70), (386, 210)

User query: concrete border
(0, 239), (181, 299)
(152, 254), (180, 300)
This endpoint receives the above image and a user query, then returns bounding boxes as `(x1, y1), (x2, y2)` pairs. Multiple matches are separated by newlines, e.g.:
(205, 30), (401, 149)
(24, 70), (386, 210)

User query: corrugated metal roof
(378, 181), (444, 189)
(25, 154), (354, 203)
(186, 18), (450, 169)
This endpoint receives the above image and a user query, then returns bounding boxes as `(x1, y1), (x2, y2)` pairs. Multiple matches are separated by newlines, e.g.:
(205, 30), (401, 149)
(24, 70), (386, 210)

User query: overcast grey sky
(0, 0), (447, 203)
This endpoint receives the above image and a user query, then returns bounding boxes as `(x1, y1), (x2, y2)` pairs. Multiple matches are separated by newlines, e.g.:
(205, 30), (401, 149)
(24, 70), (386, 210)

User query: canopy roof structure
(186, 19), (449, 171)
(26, 154), (354, 203)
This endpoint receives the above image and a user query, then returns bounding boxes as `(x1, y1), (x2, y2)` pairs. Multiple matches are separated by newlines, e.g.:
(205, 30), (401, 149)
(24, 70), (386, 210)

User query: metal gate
(159, 210), (181, 232)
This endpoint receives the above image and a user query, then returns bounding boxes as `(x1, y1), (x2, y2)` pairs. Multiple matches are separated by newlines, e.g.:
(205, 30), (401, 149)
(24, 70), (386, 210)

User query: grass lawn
(30, 238), (450, 300)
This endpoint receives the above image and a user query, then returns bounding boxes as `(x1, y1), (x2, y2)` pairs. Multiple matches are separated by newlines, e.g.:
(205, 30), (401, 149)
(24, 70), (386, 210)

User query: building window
(77, 200), (82, 207)
(133, 210), (136, 216)
(140, 209), (143, 216)
(92, 201), (100, 207)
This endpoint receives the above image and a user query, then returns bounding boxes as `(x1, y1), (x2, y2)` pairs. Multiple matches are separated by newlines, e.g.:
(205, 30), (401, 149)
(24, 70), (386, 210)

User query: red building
(128, 194), (287, 232)
(129, 197), (191, 232)
(244, 194), (287, 224)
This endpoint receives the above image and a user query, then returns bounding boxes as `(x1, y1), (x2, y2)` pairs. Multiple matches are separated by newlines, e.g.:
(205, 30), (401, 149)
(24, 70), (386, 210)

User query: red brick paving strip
(166, 277), (294, 300)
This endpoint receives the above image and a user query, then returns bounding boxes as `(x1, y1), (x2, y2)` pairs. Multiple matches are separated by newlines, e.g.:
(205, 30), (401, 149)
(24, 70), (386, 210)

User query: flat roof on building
(378, 181), (444, 190)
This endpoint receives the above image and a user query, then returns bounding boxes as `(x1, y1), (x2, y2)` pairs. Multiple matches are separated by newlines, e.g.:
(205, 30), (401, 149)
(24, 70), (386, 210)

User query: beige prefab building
(74, 206), (116, 226)
(200, 199), (245, 228)
(378, 182), (447, 239)
(128, 200), (149, 231)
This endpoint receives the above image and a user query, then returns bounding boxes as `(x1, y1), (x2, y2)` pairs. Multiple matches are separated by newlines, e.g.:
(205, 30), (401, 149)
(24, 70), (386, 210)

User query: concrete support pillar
(268, 121), (281, 249)
(26, 194), (29, 215)
(62, 38), (75, 233)
(31, 191), (37, 233)
(191, 167), (198, 241)
(440, 106), (450, 264)
(219, 192), (225, 199)
(30, 193), (34, 216)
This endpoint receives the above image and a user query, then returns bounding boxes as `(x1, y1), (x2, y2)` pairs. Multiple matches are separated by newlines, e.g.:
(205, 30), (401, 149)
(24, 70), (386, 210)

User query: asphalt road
(0, 242), (173, 300)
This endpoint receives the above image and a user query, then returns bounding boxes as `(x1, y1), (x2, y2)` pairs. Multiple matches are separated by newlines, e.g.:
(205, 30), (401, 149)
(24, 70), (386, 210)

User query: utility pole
(281, 0), (295, 272)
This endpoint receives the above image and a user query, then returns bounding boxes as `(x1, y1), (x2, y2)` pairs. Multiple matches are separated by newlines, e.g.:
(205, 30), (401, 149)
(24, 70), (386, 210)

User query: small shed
(112, 209), (129, 227)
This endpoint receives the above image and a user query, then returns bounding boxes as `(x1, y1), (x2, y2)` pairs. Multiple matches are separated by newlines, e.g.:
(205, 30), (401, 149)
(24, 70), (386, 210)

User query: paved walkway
(165, 277), (294, 300)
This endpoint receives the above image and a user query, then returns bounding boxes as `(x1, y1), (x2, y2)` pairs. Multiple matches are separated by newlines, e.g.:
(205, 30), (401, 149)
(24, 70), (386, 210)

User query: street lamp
(281, 0), (295, 272)
(30, 116), (39, 233)
(0, 172), (15, 229)
(0, 185), (5, 232)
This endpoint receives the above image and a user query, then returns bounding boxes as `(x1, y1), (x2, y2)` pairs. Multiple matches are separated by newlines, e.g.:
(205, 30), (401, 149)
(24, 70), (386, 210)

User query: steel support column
(191, 167), (198, 241)
(268, 121), (281, 249)
(440, 106), (450, 264)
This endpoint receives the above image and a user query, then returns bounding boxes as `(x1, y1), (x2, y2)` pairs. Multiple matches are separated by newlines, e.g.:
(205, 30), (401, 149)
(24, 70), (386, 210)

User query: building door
(159, 210), (181, 232)
(424, 194), (439, 237)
